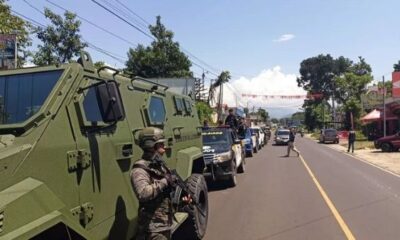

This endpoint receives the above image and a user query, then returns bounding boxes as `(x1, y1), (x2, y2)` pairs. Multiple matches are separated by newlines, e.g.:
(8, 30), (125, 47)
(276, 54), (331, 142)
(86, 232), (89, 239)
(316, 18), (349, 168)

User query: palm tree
(208, 71), (231, 105)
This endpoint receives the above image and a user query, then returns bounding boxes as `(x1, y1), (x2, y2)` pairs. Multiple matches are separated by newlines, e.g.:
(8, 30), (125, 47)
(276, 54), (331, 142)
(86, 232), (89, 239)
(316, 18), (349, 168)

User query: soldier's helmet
(139, 127), (166, 150)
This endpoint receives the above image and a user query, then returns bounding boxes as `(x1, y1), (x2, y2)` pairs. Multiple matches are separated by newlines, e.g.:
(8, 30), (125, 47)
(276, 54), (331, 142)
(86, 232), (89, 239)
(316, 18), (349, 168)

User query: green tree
(334, 57), (372, 129)
(33, 8), (87, 66)
(196, 101), (214, 124)
(297, 54), (352, 101)
(0, 0), (31, 67)
(125, 16), (192, 78)
(394, 60), (400, 72)
(94, 61), (105, 69)
(270, 118), (279, 124)
(257, 108), (269, 122)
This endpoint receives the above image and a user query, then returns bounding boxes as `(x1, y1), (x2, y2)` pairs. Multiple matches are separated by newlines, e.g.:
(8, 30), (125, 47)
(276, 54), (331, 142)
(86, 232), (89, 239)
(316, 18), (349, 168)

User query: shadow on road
(206, 180), (230, 192)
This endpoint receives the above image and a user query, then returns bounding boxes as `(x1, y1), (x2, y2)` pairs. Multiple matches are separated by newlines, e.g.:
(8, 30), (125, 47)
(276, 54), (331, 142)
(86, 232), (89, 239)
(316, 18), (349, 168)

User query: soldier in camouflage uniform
(131, 127), (174, 240)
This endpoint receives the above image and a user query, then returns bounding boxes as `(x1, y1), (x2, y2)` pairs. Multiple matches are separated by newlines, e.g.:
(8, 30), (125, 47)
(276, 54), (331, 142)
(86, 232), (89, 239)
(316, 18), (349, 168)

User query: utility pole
(383, 76), (386, 137)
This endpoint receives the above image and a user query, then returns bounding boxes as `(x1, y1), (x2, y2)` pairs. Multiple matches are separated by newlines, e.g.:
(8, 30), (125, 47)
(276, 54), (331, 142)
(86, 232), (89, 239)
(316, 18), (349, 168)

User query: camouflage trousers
(136, 230), (171, 240)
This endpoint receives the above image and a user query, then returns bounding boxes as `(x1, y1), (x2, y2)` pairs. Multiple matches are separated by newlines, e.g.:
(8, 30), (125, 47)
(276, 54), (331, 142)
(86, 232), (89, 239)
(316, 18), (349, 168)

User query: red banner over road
(392, 72), (400, 98)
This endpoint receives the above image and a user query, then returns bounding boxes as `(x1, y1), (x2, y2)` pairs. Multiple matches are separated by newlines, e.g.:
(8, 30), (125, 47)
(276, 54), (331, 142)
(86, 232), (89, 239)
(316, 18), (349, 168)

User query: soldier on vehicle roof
(130, 127), (191, 240)
(225, 109), (238, 129)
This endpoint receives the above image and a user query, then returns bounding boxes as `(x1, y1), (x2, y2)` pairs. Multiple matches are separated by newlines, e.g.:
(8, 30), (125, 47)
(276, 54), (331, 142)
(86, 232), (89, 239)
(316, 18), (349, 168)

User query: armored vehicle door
(67, 75), (136, 238)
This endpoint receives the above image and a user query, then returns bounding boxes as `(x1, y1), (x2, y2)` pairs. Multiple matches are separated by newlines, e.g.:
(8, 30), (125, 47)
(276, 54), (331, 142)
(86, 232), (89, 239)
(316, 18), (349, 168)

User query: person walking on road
(348, 128), (356, 153)
(285, 128), (300, 157)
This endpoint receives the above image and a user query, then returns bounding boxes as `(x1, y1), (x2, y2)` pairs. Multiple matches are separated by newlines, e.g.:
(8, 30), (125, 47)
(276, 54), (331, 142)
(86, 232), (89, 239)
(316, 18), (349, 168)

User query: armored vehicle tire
(238, 158), (246, 173)
(227, 159), (237, 187)
(181, 174), (209, 240)
(381, 143), (393, 152)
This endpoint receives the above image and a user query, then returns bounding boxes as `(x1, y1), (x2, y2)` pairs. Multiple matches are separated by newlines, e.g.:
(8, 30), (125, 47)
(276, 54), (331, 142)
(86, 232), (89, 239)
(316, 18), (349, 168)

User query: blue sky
(8, 0), (400, 117)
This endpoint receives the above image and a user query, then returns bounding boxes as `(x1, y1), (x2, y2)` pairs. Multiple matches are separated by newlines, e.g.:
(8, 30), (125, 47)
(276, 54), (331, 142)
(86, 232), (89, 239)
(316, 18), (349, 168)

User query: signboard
(393, 72), (400, 98)
(0, 34), (17, 70)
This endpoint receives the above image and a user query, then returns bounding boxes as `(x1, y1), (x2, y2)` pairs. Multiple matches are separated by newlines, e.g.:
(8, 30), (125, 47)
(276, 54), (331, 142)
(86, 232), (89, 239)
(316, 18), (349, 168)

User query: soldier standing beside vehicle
(131, 127), (190, 240)
(348, 128), (356, 153)
(285, 128), (300, 157)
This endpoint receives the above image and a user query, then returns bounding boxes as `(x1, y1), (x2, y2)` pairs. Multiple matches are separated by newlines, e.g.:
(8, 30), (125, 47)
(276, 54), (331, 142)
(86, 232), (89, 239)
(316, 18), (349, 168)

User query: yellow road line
(299, 155), (356, 240)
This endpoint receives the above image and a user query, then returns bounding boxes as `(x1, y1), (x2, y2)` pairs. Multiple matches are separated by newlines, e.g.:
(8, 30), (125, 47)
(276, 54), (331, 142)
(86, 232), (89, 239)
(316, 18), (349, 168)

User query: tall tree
(334, 57), (372, 129)
(257, 108), (269, 122)
(297, 54), (352, 101)
(0, 0), (31, 67)
(33, 8), (87, 66)
(208, 71), (231, 105)
(394, 60), (400, 72)
(125, 16), (192, 78)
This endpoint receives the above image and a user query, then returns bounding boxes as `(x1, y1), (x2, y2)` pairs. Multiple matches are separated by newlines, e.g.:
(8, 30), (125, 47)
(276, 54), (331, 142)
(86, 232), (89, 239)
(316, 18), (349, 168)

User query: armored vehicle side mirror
(97, 81), (125, 123)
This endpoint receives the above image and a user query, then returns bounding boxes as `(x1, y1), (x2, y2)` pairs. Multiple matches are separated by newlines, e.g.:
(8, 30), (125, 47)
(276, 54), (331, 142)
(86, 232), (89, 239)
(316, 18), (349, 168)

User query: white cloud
(218, 66), (306, 118)
(273, 34), (295, 42)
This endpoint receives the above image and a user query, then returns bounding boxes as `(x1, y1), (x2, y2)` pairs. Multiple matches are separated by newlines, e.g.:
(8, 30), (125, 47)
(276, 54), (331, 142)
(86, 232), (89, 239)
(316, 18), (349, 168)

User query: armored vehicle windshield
(0, 70), (63, 124)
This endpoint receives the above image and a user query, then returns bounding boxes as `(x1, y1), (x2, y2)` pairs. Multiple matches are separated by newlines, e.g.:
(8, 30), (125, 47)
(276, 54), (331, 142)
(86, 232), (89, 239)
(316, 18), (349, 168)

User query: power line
(45, 0), (139, 48)
(90, 0), (224, 78)
(11, 10), (45, 27)
(113, 0), (151, 26)
(14, 6), (127, 66)
(90, 0), (156, 40)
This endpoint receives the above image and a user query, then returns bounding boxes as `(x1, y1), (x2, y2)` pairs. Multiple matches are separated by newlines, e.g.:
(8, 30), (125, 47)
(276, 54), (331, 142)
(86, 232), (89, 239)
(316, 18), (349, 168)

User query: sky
(7, 0), (400, 117)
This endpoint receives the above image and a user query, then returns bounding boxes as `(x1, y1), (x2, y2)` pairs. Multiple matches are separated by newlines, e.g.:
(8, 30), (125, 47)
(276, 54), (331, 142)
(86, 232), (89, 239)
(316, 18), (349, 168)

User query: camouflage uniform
(131, 153), (173, 240)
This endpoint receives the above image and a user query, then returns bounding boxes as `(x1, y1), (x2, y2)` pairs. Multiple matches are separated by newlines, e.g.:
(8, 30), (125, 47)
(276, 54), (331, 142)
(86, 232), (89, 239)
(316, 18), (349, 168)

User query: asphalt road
(204, 136), (400, 240)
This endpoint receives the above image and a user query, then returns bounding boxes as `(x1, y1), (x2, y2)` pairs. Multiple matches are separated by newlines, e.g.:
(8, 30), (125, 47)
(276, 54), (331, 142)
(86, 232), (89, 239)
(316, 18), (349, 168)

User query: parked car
(275, 129), (290, 145)
(238, 127), (255, 157)
(251, 127), (265, 148)
(250, 128), (260, 152)
(374, 132), (400, 152)
(202, 127), (246, 187)
(319, 128), (339, 143)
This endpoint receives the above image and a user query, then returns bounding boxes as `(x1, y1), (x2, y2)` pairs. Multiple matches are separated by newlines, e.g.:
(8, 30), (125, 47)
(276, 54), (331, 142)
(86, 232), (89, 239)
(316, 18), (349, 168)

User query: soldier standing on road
(285, 128), (300, 157)
(131, 127), (189, 240)
(348, 128), (356, 153)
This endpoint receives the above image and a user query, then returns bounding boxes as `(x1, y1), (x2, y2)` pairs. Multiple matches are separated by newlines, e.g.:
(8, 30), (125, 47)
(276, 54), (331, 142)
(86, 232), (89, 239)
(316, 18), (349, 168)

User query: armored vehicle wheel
(227, 159), (237, 187)
(381, 143), (393, 152)
(238, 158), (246, 173)
(181, 174), (209, 240)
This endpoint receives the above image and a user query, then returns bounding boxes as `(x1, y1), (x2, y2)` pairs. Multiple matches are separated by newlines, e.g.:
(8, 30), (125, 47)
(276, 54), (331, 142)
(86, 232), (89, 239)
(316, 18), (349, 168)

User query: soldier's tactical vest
(133, 159), (173, 233)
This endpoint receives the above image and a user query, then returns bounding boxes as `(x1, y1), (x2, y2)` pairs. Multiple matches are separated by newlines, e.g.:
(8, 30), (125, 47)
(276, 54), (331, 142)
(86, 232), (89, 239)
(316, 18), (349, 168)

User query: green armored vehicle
(0, 52), (208, 239)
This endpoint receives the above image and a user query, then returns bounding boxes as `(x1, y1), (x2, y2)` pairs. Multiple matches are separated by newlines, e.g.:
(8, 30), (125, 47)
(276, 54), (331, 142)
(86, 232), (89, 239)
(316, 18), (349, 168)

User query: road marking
(299, 154), (356, 240)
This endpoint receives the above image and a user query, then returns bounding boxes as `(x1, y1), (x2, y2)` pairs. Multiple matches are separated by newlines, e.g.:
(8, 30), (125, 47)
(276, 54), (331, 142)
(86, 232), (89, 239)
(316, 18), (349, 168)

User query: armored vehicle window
(0, 70), (62, 124)
(148, 96), (166, 124)
(183, 99), (192, 113)
(174, 96), (184, 113)
(83, 87), (103, 122)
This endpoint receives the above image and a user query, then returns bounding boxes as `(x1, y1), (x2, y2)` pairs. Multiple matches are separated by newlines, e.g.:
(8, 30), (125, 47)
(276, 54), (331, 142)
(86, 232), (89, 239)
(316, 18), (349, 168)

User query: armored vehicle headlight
(216, 151), (232, 162)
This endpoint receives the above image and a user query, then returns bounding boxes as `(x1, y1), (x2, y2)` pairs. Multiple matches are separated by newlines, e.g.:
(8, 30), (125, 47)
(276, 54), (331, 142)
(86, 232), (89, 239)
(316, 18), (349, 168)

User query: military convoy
(0, 52), (208, 239)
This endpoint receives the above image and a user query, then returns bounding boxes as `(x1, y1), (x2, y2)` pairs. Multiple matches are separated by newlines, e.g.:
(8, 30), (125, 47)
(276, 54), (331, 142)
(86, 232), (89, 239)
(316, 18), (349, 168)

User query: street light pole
(383, 76), (386, 137)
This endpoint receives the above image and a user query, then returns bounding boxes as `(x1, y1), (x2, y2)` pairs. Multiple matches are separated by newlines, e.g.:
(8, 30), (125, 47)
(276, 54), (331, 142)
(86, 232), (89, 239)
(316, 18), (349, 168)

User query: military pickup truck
(201, 127), (246, 187)
(0, 52), (208, 240)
